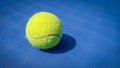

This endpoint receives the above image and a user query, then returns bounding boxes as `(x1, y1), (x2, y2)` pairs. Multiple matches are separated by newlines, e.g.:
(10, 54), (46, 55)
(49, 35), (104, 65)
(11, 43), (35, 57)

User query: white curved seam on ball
(27, 33), (61, 40)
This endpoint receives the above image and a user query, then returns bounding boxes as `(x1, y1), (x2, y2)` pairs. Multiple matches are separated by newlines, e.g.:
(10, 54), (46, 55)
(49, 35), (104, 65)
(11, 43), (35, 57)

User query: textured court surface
(0, 0), (120, 68)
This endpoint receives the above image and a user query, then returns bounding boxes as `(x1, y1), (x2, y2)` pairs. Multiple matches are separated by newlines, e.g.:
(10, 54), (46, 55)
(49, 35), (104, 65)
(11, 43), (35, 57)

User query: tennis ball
(26, 12), (63, 50)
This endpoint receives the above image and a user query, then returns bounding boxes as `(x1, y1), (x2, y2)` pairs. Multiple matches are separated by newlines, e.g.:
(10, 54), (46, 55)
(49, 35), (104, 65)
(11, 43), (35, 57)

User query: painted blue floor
(0, 0), (120, 68)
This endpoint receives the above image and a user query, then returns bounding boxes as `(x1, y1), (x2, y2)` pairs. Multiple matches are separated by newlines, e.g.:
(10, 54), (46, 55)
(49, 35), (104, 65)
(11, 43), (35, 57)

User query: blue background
(0, 0), (120, 68)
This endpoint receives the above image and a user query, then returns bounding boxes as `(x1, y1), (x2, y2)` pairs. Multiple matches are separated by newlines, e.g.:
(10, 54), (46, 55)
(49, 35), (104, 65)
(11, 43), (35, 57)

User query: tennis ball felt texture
(26, 12), (63, 49)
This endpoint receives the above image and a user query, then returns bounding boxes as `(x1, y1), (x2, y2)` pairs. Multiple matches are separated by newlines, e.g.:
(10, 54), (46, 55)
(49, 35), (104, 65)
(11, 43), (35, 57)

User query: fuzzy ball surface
(26, 12), (63, 49)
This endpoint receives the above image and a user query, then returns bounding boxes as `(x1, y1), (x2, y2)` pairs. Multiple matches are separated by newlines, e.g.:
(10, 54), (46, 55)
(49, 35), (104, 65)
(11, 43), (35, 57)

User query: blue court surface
(0, 0), (120, 68)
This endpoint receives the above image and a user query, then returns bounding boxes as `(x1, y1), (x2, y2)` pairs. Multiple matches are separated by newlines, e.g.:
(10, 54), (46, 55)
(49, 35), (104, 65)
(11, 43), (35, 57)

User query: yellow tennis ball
(26, 12), (63, 49)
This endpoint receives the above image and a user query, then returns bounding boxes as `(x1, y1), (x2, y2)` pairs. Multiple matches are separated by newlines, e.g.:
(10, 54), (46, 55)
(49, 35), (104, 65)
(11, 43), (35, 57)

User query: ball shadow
(41, 34), (76, 54)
